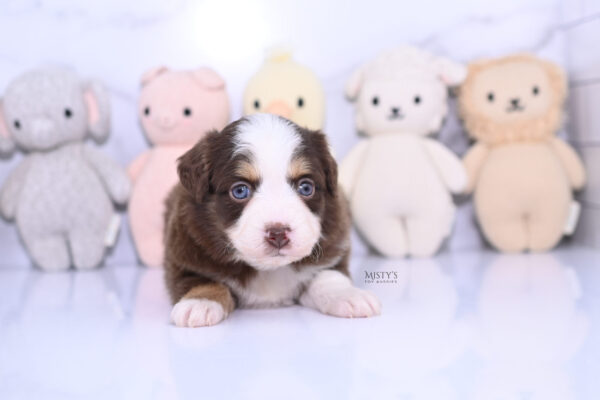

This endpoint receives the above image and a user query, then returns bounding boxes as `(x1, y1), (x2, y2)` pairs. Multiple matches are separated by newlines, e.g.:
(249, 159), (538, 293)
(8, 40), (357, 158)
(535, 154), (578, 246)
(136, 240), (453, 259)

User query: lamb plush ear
(0, 100), (15, 156)
(83, 80), (111, 143)
(190, 67), (225, 90)
(345, 65), (364, 101)
(434, 57), (467, 87)
(140, 66), (169, 86)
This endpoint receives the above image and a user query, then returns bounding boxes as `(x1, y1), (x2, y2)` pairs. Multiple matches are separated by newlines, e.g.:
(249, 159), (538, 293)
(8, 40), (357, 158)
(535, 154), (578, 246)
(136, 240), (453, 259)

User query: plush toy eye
(487, 92), (495, 102)
(372, 96), (379, 106)
(297, 97), (304, 108)
(253, 100), (260, 109)
(144, 107), (150, 116)
(183, 108), (192, 117)
(230, 182), (252, 201)
(532, 86), (540, 96)
(13, 120), (21, 129)
(414, 95), (421, 105)
(296, 178), (315, 198)
(64, 108), (73, 118)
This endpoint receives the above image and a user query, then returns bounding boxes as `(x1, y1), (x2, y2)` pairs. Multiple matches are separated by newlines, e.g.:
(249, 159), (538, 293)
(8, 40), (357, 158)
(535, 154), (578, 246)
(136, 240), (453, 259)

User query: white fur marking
(171, 299), (226, 327)
(226, 114), (322, 270)
(300, 270), (382, 318)
(226, 256), (342, 308)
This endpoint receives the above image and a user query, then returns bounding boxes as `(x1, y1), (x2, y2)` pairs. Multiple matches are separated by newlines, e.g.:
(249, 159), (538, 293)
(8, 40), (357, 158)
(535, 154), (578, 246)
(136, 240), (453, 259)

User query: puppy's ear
(177, 133), (214, 201)
(310, 130), (338, 196)
(323, 147), (338, 196)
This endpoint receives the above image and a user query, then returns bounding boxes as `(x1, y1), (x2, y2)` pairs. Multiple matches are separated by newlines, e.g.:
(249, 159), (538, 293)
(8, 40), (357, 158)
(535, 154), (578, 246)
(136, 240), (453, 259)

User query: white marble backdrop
(0, 0), (573, 268)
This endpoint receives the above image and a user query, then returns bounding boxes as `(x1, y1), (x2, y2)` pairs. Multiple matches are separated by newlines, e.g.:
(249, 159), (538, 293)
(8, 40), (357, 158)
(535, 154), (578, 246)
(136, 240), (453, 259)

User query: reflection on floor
(0, 246), (599, 399)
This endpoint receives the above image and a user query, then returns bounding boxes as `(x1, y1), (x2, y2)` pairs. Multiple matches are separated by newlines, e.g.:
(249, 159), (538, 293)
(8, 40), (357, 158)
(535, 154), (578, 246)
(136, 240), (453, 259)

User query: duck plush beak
(265, 100), (292, 120)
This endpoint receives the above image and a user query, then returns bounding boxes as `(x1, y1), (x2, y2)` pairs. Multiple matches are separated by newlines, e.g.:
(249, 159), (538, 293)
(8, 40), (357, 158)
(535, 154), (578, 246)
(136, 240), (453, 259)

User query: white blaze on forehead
(234, 113), (301, 180)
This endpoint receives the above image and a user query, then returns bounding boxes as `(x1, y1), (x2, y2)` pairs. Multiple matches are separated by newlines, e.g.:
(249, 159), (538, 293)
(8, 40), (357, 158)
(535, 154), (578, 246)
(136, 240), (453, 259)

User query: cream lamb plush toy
(340, 46), (467, 257)
(0, 68), (130, 270)
(128, 66), (230, 267)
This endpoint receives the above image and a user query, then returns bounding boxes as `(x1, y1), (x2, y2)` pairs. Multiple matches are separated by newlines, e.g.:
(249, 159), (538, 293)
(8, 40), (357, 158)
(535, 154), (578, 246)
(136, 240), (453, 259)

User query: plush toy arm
(128, 151), (151, 182)
(83, 146), (131, 205)
(0, 158), (33, 220)
(550, 137), (587, 190)
(461, 142), (489, 195)
(423, 139), (467, 194)
(338, 140), (369, 199)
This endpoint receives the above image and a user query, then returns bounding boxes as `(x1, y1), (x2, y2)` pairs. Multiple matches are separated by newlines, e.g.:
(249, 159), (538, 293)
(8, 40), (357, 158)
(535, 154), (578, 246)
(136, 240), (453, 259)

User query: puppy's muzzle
(265, 223), (291, 249)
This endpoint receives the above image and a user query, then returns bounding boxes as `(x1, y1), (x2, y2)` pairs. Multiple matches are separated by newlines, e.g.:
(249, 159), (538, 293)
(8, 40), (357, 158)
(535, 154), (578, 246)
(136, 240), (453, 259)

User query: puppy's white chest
(229, 266), (315, 308)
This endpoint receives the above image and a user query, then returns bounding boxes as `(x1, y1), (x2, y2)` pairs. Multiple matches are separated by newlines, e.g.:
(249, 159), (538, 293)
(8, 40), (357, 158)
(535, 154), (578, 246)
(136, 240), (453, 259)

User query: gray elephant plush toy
(0, 68), (130, 270)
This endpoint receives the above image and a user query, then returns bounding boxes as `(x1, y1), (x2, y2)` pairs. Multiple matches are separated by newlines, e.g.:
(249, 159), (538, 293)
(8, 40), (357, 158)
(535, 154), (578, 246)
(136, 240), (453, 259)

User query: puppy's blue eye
(297, 179), (314, 197)
(230, 183), (251, 200)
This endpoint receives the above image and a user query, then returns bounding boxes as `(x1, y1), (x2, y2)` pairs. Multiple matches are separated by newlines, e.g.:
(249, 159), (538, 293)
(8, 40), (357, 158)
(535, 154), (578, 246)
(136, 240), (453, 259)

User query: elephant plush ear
(83, 80), (111, 143)
(140, 66), (169, 86)
(190, 67), (226, 90)
(0, 100), (15, 156)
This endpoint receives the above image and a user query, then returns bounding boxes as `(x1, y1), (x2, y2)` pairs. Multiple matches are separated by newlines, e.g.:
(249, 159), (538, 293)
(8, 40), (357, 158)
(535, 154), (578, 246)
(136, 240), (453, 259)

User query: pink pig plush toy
(128, 66), (230, 267)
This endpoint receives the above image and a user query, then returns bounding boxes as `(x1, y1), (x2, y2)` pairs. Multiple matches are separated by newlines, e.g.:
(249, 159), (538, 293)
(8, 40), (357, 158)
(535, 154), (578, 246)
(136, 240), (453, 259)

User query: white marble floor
(1, 246), (599, 399)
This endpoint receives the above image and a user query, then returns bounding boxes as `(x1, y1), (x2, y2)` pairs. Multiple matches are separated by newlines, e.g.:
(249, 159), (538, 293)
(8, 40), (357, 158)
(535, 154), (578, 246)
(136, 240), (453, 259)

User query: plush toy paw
(110, 174), (131, 205)
(171, 298), (227, 327)
(27, 236), (70, 271)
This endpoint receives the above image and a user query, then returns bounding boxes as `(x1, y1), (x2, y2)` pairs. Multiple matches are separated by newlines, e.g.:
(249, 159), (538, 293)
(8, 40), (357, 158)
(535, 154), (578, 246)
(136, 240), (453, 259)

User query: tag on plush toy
(564, 201), (581, 236)
(104, 214), (122, 248)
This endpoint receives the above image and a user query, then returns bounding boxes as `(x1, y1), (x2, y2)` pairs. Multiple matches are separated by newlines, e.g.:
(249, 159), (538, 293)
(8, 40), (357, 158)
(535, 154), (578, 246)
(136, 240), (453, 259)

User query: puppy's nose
(510, 98), (520, 106)
(265, 223), (291, 249)
(391, 107), (400, 115)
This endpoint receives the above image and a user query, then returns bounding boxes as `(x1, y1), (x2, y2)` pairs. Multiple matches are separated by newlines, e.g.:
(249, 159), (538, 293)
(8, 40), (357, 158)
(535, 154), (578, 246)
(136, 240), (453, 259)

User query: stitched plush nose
(265, 224), (291, 249)
(391, 107), (400, 115)
(510, 98), (520, 107)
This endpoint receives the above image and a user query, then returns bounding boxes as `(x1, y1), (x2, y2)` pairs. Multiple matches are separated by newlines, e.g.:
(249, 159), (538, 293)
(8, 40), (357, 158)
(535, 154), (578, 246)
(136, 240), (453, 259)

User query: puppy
(164, 114), (381, 327)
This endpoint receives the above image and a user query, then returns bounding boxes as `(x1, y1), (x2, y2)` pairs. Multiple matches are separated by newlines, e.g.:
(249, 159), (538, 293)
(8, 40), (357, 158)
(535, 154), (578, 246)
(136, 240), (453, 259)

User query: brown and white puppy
(164, 113), (381, 327)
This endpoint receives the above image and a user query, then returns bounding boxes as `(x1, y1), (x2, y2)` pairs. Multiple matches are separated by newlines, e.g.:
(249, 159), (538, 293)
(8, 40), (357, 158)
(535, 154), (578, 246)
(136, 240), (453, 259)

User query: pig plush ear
(434, 57), (467, 87)
(140, 66), (169, 86)
(0, 100), (15, 156)
(83, 80), (111, 143)
(345, 65), (364, 101)
(190, 67), (226, 90)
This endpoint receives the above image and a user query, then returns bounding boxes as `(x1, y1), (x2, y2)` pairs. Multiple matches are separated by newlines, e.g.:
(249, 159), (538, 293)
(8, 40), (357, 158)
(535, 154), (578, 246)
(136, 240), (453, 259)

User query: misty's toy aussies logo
(364, 271), (398, 284)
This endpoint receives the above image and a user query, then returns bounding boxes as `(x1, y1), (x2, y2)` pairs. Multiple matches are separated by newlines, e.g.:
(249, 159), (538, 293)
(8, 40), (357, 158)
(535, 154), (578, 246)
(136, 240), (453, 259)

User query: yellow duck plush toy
(243, 49), (325, 130)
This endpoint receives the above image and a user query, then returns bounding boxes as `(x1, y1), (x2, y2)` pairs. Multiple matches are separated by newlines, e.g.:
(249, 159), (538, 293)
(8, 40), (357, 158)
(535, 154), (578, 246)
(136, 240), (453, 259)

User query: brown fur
(163, 117), (351, 306)
(182, 283), (235, 314)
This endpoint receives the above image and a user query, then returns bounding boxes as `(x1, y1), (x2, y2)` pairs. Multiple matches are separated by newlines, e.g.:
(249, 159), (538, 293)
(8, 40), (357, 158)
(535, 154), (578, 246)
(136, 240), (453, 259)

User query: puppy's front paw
(171, 298), (227, 327)
(312, 287), (381, 318)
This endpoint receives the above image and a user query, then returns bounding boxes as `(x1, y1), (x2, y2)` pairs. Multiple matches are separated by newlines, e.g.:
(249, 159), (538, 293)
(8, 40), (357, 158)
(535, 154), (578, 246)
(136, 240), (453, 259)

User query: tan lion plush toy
(459, 54), (586, 252)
